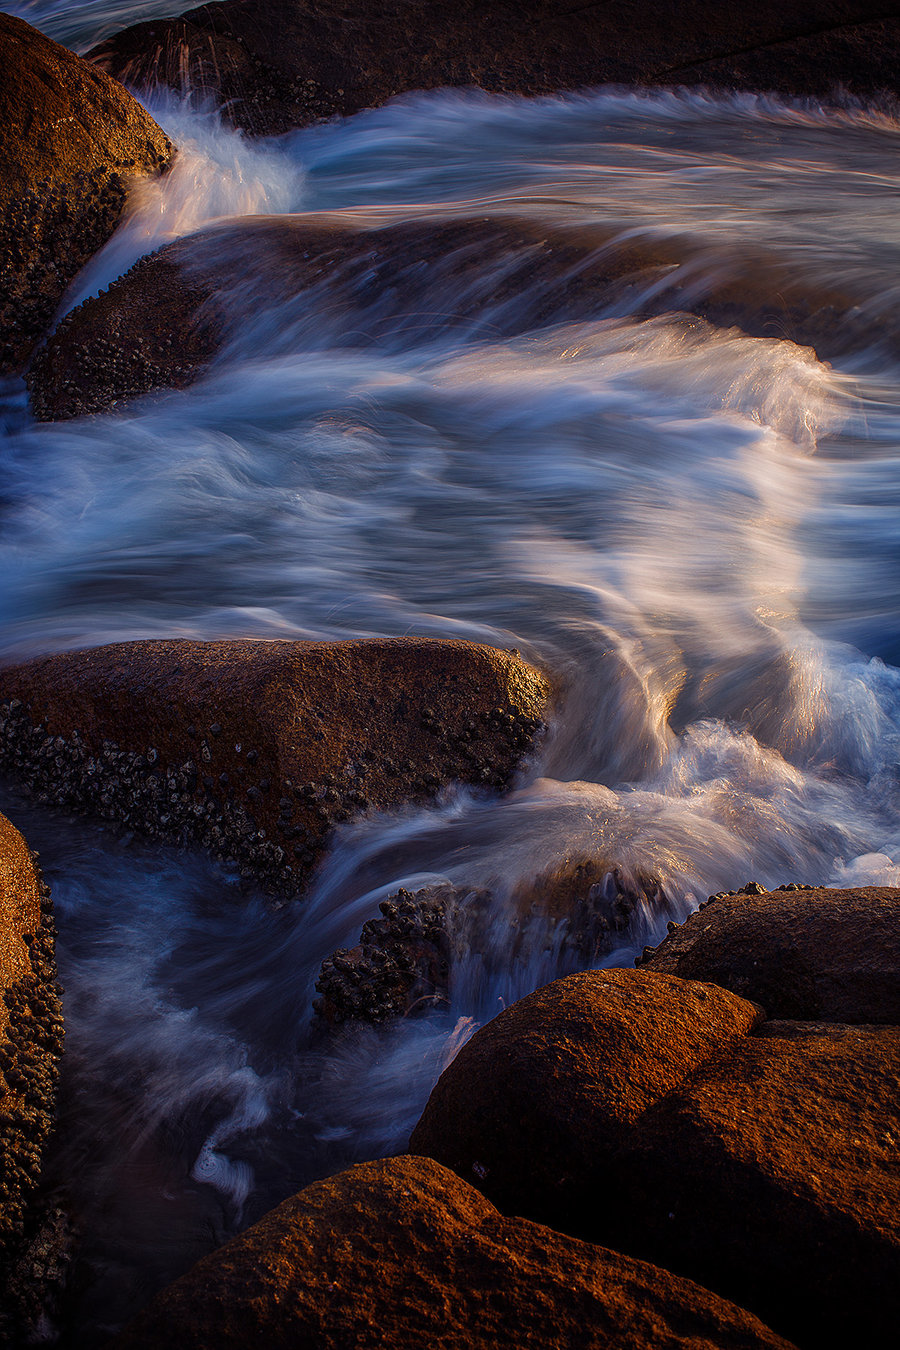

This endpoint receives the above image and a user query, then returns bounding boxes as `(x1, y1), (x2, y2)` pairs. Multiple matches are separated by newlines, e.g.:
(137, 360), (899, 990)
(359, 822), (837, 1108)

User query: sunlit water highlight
(1, 26), (900, 1340)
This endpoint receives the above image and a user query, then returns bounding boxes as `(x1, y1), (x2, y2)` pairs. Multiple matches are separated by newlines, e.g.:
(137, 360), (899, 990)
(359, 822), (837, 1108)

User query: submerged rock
(0, 13), (174, 376)
(27, 212), (883, 420)
(89, 1), (900, 137)
(0, 638), (550, 895)
(110, 1154), (797, 1349)
(0, 812), (64, 1340)
(315, 861), (670, 1026)
(638, 882), (900, 1021)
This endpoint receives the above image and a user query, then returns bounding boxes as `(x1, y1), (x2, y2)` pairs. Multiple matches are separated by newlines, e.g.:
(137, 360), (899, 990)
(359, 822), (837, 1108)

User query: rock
(89, 2), (900, 137)
(315, 861), (670, 1026)
(610, 1020), (900, 1350)
(0, 638), (550, 895)
(638, 883), (900, 1021)
(0, 13), (174, 375)
(111, 1154), (797, 1350)
(410, 962), (900, 1349)
(409, 968), (763, 1229)
(27, 213), (884, 419)
(0, 812), (63, 1314)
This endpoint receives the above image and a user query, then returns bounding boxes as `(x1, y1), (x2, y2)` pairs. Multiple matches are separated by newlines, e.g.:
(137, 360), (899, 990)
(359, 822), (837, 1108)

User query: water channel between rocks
(3, 4), (900, 1340)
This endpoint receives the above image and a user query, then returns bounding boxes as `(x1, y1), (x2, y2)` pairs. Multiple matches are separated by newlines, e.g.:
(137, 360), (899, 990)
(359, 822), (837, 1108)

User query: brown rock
(27, 212), (884, 420)
(0, 637), (550, 894)
(89, 2), (900, 137)
(111, 1154), (797, 1350)
(640, 884), (900, 1021)
(0, 812), (63, 1272)
(0, 14), (174, 375)
(409, 968), (763, 1228)
(610, 1020), (900, 1350)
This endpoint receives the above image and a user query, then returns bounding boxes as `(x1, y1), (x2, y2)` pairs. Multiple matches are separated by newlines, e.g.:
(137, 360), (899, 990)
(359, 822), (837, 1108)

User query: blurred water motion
(2, 73), (900, 1341)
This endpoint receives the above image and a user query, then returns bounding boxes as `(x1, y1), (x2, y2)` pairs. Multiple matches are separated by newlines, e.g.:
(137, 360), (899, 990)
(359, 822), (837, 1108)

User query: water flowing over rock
(0, 638), (550, 894)
(315, 861), (670, 1025)
(109, 1154), (798, 1350)
(638, 882), (900, 1021)
(0, 812), (64, 1340)
(88, 1), (900, 136)
(0, 13), (174, 375)
(26, 211), (889, 420)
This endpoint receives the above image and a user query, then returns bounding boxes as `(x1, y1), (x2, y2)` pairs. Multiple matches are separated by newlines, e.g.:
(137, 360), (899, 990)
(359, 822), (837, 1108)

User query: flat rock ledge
(110, 1155), (796, 1350)
(315, 860), (670, 1025)
(0, 14), (174, 375)
(410, 956), (900, 1350)
(0, 638), (550, 896)
(0, 812), (64, 1342)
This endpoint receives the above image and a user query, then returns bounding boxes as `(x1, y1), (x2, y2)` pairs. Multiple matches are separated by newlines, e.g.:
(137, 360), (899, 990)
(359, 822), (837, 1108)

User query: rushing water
(3, 2), (900, 1342)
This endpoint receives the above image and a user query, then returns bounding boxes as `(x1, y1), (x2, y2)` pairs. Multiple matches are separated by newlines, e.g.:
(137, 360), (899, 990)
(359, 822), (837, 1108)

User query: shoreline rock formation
(0, 13), (174, 376)
(27, 211), (889, 421)
(108, 1154), (798, 1350)
(88, 1), (900, 138)
(0, 638), (550, 895)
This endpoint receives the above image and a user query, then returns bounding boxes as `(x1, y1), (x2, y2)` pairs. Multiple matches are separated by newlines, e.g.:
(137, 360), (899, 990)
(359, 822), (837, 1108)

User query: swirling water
(3, 6), (900, 1339)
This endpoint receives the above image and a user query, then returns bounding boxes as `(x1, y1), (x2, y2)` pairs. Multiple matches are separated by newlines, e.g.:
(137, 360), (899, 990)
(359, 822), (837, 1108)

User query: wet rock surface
(0, 13), (174, 377)
(409, 968), (763, 1226)
(611, 1018), (900, 1350)
(110, 1154), (797, 1350)
(315, 861), (670, 1026)
(0, 638), (550, 896)
(638, 882), (900, 1021)
(90, 2), (900, 137)
(0, 812), (64, 1341)
(27, 212), (888, 420)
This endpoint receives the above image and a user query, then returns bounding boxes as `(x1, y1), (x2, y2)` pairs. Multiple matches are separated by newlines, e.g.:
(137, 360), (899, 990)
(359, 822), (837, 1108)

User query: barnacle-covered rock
(0, 811), (64, 1340)
(0, 638), (551, 896)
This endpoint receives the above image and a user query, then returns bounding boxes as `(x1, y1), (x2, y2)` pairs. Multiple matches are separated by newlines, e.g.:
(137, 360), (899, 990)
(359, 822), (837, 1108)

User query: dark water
(2, 2), (900, 1340)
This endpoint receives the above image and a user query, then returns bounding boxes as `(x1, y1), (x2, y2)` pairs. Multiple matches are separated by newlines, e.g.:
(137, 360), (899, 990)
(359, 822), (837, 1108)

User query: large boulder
(89, 2), (900, 137)
(27, 213), (882, 420)
(409, 968), (763, 1227)
(0, 812), (63, 1283)
(610, 1018), (900, 1350)
(410, 961), (900, 1349)
(0, 13), (174, 375)
(638, 883), (900, 1021)
(0, 638), (550, 894)
(111, 1154), (797, 1350)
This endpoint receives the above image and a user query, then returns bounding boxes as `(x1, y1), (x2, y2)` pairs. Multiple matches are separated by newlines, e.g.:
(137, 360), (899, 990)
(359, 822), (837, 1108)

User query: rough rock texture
(0, 638), (550, 895)
(0, 812), (64, 1330)
(315, 861), (670, 1025)
(639, 883), (900, 1021)
(111, 1155), (797, 1350)
(27, 213), (886, 420)
(90, 2), (900, 137)
(611, 1020), (900, 1350)
(409, 968), (763, 1228)
(0, 13), (174, 375)
(411, 959), (900, 1349)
